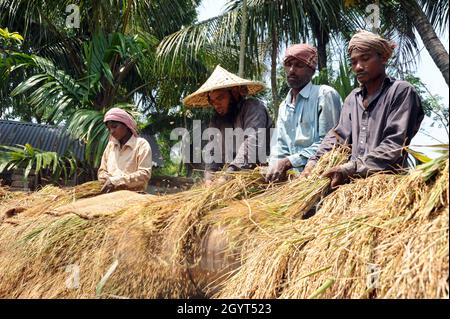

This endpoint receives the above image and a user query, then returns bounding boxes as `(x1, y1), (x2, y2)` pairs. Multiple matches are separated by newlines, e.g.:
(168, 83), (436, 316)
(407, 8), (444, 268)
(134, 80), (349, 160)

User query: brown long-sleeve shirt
(205, 97), (273, 175)
(308, 77), (424, 177)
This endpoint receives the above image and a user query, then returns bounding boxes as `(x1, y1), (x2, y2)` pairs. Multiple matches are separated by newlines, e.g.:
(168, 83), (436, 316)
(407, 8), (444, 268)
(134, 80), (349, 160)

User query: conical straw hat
(183, 65), (266, 107)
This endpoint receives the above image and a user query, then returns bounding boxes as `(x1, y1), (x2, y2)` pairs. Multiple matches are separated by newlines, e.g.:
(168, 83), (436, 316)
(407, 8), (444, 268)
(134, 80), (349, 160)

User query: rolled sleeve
(287, 153), (308, 168)
(308, 95), (352, 166)
(355, 85), (424, 177)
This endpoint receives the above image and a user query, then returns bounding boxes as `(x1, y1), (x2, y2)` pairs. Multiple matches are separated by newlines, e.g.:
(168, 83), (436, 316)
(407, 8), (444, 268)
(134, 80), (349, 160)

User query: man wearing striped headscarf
(265, 43), (343, 182)
(98, 108), (152, 193)
(303, 30), (425, 188)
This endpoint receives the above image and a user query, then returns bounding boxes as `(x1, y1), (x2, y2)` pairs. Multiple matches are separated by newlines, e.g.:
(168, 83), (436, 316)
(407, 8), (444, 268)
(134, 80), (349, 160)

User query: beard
(287, 77), (309, 89)
(215, 101), (239, 121)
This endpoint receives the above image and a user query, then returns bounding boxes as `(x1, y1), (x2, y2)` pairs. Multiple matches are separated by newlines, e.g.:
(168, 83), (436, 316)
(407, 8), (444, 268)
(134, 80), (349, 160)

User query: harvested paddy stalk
(0, 149), (447, 299)
(0, 171), (267, 298)
(216, 153), (449, 299)
(0, 181), (103, 224)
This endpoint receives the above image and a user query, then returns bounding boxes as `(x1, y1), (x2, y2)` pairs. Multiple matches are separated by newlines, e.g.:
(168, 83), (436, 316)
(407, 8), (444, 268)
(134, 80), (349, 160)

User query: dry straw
(215, 153), (449, 299)
(0, 147), (447, 299)
(0, 171), (266, 298)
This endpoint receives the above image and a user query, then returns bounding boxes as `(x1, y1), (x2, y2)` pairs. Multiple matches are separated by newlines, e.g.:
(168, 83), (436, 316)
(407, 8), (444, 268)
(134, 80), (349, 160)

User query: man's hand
(205, 179), (214, 187)
(101, 178), (115, 193)
(300, 162), (315, 179)
(322, 164), (353, 188)
(205, 176), (227, 187)
(265, 158), (293, 183)
(226, 165), (238, 173)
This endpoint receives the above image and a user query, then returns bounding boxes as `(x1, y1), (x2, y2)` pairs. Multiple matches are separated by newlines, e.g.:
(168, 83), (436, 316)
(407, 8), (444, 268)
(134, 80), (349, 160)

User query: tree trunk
(400, 0), (449, 86)
(311, 20), (329, 84)
(122, 0), (134, 34)
(271, 28), (280, 120)
(316, 32), (329, 73)
(238, 0), (248, 77)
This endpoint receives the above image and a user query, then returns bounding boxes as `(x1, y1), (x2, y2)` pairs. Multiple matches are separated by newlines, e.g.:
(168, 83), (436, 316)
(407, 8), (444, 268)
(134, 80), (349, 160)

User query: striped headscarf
(348, 30), (397, 60)
(284, 44), (318, 70)
(104, 108), (138, 137)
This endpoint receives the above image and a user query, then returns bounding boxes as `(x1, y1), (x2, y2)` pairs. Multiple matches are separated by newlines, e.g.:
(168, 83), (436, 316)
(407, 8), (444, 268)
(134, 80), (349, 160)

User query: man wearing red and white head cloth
(98, 108), (152, 193)
(266, 43), (342, 182)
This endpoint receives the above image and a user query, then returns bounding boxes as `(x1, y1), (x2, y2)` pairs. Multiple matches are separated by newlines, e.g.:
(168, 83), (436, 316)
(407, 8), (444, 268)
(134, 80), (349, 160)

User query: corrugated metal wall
(0, 120), (164, 166)
(0, 120), (85, 160)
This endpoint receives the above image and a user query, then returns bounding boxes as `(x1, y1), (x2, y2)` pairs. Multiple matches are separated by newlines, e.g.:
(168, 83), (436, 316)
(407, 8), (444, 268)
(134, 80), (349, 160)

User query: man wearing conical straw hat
(183, 65), (272, 185)
(265, 43), (343, 182)
(303, 30), (424, 187)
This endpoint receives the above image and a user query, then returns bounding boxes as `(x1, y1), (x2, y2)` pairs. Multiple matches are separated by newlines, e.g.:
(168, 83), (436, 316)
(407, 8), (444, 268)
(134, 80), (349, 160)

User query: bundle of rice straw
(0, 181), (103, 225)
(215, 153), (449, 299)
(0, 170), (267, 298)
(179, 147), (349, 295)
(127, 169), (271, 298)
(0, 148), (447, 299)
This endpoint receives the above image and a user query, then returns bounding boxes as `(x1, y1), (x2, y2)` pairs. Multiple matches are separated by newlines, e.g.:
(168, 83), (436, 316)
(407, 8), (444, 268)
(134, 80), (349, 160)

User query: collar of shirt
(354, 76), (396, 110)
(111, 135), (138, 150)
(354, 76), (396, 97)
(286, 81), (313, 109)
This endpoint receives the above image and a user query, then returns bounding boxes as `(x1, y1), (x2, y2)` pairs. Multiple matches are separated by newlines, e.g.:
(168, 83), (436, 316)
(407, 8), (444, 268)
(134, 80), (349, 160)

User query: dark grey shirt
(309, 77), (424, 177)
(206, 97), (273, 173)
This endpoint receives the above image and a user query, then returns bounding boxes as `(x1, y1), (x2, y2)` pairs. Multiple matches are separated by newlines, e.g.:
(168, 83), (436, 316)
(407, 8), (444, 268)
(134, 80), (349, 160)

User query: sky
(197, 0), (449, 157)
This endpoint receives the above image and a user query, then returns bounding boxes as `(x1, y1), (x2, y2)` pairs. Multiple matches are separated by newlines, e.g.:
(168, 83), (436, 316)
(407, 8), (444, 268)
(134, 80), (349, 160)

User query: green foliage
(2, 32), (151, 166)
(313, 58), (357, 100)
(0, 27), (23, 47)
(0, 144), (78, 182)
(157, 0), (342, 79)
(405, 74), (449, 137)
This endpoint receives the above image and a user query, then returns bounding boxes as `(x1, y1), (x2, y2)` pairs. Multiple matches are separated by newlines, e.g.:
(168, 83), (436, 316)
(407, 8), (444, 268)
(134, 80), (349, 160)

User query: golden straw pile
(0, 170), (268, 298)
(213, 155), (449, 299)
(0, 148), (447, 299)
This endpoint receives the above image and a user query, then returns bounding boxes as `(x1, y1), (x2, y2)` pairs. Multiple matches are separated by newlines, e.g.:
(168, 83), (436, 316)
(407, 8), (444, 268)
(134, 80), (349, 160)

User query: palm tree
(0, 0), (218, 167)
(3, 32), (150, 165)
(0, 0), (207, 106)
(238, 0), (248, 77)
(399, 0), (449, 85)
(157, 0), (343, 118)
(350, 0), (448, 85)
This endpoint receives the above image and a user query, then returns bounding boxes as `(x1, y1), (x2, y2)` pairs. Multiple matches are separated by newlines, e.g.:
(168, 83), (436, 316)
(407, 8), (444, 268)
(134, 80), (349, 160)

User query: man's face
(209, 89), (232, 116)
(284, 58), (315, 89)
(106, 121), (129, 141)
(350, 49), (386, 85)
